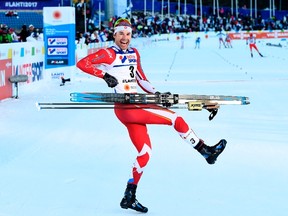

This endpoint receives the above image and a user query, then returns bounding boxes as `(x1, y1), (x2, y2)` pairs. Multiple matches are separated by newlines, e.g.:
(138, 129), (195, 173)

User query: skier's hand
(103, 73), (118, 88)
(155, 91), (172, 107)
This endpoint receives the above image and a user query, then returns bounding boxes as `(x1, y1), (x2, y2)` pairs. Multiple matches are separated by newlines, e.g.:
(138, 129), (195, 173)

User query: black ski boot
(195, 139), (227, 164)
(120, 183), (148, 213)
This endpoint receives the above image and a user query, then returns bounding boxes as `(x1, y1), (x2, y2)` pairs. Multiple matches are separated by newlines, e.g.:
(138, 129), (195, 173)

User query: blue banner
(43, 7), (75, 69)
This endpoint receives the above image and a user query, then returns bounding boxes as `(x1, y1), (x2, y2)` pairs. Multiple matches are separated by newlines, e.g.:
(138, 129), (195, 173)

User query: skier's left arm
(133, 48), (156, 94)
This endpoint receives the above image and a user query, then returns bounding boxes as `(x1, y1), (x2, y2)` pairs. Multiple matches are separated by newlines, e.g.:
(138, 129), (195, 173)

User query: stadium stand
(0, 11), (43, 31)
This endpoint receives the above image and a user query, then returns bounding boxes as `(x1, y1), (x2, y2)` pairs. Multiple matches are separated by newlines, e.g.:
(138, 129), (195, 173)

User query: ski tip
(220, 139), (227, 146)
(35, 102), (42, 111)
(239, 96), (250, 105)
(242, 99), (250, 105)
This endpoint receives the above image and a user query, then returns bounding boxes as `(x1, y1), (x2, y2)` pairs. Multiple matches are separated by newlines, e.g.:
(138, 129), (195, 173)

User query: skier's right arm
(76, 48), (115, 79)
(76, 48), (118, 88)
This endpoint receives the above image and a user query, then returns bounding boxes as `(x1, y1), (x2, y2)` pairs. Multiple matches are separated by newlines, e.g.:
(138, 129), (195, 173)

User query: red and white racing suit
(247, 36), (259, 52)
(77, 45), (199, 185)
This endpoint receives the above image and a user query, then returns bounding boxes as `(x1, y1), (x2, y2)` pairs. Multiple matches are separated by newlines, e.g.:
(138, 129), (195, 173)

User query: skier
(76, 18), (227, 213)
(216, 31), (226, 49)
(195, 36), (201, 49)
(246, 33), (263, 57)
(225, 34), (232, 48)
(180, 34), (184, 49)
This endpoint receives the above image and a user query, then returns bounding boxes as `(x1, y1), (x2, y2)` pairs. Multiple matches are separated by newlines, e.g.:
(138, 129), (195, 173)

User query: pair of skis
(36, 92), (250, 120)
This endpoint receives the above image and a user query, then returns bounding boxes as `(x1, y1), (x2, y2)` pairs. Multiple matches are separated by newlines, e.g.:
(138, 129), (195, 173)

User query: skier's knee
(174, 116), (189, 132)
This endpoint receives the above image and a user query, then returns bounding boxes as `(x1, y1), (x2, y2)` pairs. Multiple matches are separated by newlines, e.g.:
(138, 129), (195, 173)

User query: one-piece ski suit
(76, 44), (200, 185)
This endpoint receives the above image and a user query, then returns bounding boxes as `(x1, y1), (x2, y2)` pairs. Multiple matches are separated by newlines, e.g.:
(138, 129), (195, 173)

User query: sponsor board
(44, 7), (75, 69)
(0, 59), (13, 100)
(47, 37), (68, 46)
(228, 30), (288, 40)
(47, 59), (68, 65)
(47, 47), (68, 56)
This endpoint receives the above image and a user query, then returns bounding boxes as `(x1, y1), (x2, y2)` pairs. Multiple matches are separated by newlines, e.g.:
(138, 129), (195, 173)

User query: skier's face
(113, 18), (132, 51)
(114, 30), (131, 50)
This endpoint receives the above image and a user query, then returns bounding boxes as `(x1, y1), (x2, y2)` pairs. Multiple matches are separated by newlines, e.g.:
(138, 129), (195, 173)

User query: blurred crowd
(1, 9), (287, 44)
(76, 10), (288, 45)
(0, 23), (43, 43)
(0, 10), (43, 44)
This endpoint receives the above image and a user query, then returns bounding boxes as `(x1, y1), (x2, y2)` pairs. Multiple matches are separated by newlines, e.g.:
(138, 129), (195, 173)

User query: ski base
(69, 92), (250, 106)
(37, 92), (249, 120)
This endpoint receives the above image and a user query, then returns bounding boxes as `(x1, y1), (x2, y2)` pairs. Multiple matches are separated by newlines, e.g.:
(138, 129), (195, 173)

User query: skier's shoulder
(92, 47), (116, 62)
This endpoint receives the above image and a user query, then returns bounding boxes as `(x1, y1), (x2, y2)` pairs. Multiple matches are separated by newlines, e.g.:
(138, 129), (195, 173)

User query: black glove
(103, 73), (118, 88)
(155, 91), (172, 107)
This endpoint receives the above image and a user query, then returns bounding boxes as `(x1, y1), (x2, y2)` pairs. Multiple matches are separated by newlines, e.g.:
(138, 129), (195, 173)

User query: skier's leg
(249, 44), (253, 57)
(126, 123), (152, 185)
(254, 45), (263, 57)
(173, 116), (227, 164)
(252, 45), (263, 57)
(115, 106), (226, 165)
(253, 44), (259, 52)
(120, 123), (150, 213)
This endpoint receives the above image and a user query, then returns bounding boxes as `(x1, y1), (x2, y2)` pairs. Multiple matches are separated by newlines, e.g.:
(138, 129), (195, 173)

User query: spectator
(90, 30), (99, 43)
(28, 24), (35, 37)
(5, 11), (14, 17)
(84, 33), (91, 45)
(27, 25), (40, 41)
(37, 29), (43, 41)
(77, 32), (86, 44)
(19, 25), (29, 42)
(8, 28), (18, 42)
(0, 26), (12, 43)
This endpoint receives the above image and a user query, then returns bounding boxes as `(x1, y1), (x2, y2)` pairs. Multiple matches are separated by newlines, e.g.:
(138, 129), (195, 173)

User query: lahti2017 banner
(43, 7), (75, 75)
(0, 1), (72, 10)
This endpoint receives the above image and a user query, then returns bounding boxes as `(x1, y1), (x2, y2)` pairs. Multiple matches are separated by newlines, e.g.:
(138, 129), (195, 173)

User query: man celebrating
(77, 18), (227, 213)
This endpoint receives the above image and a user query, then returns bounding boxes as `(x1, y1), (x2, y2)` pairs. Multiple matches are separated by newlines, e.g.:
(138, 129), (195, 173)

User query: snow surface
(1, 36), (288, 216)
